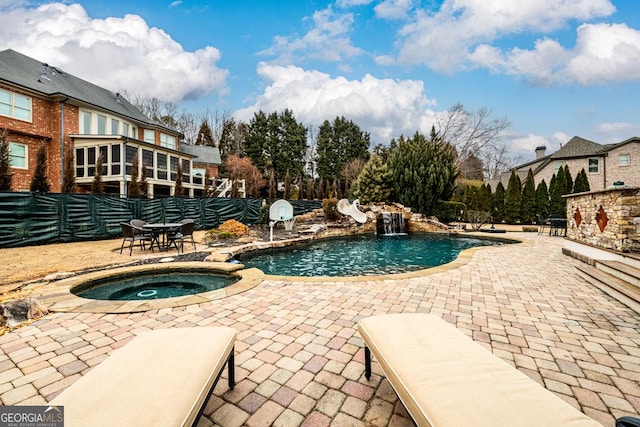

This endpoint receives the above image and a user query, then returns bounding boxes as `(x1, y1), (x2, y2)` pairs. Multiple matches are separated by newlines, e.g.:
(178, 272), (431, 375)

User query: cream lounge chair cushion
(358, 313), (602, 427)
(51, 327), (236, 427)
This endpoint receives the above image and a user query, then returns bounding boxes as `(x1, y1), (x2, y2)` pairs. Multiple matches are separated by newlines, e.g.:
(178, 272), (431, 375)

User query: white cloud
(335, 0), (373, 7)
(258, 7), (362, 63)
(235, 63), (437, 144)
(374, 54), (396, 66)
(505, 132), (567, 161)
(374, 0), (414, 20)
(0, 2), (228, 102)
(396, 0), (615, 73)
(470, 23), (640, 85)
(596, 121), (640, 143)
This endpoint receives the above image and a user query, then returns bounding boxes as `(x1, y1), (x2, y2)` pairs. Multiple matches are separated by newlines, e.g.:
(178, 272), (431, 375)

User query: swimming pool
(74, 271), (238, 301)
(238, 233), (510, 277)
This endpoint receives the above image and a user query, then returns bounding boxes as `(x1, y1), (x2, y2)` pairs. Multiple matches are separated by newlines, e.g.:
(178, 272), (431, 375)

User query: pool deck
(1, 232), (639, 426)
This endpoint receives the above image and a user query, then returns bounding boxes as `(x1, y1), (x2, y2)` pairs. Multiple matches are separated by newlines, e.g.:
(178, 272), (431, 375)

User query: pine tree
(128, 154), (141, 197)
(389, 127), (458, 215)
(535, 179), (549, 219)
(549, 169), (567, 216)
(504, 171), (521, 224)
(0, 129), (13, 191)
(61, 144), (76, 193)
(480, 183), (492, 213)
(195, 121), (215, 146)
(174, 163), (184, 196)
(573, 168), (590, 193)
(283, 169), (291, 199)
(306, 178), (314, 200)
(268, 169), (276, 199)
(352, 154), (394, 204)
(563, 165), (573, 194)
(140, 163), (148, 197)
(520, 169), (536, 224)
(91, 153), (104, 194)
(493, 182), (506, 223)
(30, 145), (51, 192)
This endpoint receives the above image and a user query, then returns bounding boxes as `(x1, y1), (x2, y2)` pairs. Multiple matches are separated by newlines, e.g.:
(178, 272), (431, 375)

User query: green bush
(322, 198), (340, 221)
(434, 201), (466, 223)
(260, 204), (271, 224)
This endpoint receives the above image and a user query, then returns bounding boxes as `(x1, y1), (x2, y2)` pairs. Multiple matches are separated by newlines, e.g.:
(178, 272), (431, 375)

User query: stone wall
(565, 186), (640, 253)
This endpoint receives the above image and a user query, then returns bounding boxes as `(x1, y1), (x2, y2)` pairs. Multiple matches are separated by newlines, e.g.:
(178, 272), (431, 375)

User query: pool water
(75, 272), (238, 301)
(238, 233), (508, 277)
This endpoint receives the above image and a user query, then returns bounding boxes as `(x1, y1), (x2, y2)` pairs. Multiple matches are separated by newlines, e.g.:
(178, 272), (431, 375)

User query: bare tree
(436, 103), (511, 179)
(199, 109), (231, 147)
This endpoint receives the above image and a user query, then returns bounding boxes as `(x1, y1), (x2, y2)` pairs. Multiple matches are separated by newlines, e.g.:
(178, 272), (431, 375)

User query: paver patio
(1, 233), (639, 426)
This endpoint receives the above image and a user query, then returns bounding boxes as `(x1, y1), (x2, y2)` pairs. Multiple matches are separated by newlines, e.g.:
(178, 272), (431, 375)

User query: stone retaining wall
(565, 186), (640, 253)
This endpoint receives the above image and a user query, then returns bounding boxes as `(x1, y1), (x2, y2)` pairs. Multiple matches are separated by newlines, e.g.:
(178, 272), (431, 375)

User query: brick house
(0, 49), (220, 196)
(494, 135), (640, 191)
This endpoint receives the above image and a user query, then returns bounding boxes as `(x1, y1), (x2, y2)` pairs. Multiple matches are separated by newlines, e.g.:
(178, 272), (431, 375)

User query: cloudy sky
(1, 0), (639, 162)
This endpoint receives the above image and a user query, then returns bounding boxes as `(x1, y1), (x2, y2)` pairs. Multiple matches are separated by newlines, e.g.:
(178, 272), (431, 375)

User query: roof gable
(550, 136), (602, 159)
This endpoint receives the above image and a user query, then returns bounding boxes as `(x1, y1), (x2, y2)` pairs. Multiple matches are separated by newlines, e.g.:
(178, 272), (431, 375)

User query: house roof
(599, 136), (640, 153)
(550, 136), (602, 159)
(0, 49), (172, 132)
(179, 144), (221, 165)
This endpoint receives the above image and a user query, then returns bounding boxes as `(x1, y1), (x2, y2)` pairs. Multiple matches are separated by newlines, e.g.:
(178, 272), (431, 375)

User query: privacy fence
(0, 192), (322, 248)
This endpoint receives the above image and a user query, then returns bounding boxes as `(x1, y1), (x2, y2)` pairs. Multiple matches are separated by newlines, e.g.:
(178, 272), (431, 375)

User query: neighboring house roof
(550, 136), (602, 159)
(179, 144), (222, 166)
(0, 49), (173, 132)
(599, 136), (640, 153)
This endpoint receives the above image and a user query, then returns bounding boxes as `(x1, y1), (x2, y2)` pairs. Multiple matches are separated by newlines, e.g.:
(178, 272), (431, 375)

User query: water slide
(337, 199), (367, 224)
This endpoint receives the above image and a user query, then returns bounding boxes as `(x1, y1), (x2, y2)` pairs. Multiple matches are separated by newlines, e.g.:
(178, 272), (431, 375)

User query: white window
(553, 161), (565, 174)
(97, 115), (107, 134)
(0, 89), (32, 121)
(122, 123), (130, 137)
(81, 111), (92, 134)
(9, 142), (27, 168)
(588, 158), (599, 173)
(132, 126), (137, 138)
(111, 119), (119, 135)
(160, 133), (176, 149)
(143, 130), (155, 143)
(619, 154), (630, 167)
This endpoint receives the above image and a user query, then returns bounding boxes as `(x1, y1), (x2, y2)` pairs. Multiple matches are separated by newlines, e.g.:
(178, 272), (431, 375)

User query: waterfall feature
(376, 212), (407, 236)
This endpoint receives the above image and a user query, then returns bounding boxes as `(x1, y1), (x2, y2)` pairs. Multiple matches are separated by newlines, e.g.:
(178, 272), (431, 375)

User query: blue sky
(1, 0), (639, 163)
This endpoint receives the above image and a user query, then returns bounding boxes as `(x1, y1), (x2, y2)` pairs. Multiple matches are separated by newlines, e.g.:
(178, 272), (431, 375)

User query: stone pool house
(0, 49), (222, 197)
(494, 135), (640, 191)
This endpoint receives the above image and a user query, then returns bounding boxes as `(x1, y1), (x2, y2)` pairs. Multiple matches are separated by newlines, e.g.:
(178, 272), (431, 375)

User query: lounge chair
(119, 222), (153, 256)
(358, 313), (602, 426)
(50, 327), (236, 427)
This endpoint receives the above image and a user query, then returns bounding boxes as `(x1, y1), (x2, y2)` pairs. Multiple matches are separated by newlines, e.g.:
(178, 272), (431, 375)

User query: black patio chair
(120, 222), (153, 256)
(536, 214), (550, 235)
(166, 219), (196, 253)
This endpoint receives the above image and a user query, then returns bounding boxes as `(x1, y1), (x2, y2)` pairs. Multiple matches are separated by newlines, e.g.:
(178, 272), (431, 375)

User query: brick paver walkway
(1, 233), (639, 426)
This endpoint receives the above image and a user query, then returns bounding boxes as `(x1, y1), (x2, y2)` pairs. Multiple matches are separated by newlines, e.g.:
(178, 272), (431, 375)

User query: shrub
(322, 198), (340, 221)
(260, 204), (271, 224)
(434, 201), (466, 224)
(205, 219), (249, 241)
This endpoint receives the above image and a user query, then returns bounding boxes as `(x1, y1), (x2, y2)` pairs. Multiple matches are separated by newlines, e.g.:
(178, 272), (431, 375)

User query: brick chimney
(535, 146), (546, 159)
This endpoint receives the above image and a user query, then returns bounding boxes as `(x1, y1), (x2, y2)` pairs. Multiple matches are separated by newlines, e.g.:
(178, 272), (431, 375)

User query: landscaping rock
(1, 298), (48, 329)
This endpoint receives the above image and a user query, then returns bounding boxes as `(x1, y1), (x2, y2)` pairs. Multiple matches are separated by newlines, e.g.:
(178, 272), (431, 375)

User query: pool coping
(31, 232), (524, 313)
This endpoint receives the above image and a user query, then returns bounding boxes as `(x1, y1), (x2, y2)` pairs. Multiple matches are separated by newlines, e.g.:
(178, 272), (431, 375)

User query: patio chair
(536, 214), (550, 235)
(130, 219), (153, 238)
(120, 222), (153, 256)
(178, 219), (196, 251)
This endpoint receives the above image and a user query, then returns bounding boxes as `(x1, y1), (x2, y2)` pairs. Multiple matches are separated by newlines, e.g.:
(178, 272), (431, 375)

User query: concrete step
(576, 264), (640, 314)
(595, 260), (640, 288)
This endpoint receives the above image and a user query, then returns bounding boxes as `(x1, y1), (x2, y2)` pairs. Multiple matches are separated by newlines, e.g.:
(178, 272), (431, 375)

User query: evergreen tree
(174, 163), (184, 196)
(306, 178), (314, 200)
(128, 154), (141, 197)
(549, 169), (567, 216)
(535, 179), (549, 219)
(140, 163), (148, 197)
(268, 169), (276, 199)
(493, 182), (506, 223)
(504, 171), (521, 224)
(482, 183), (492, 214)
(315, 116), (370, 182)
(388, 127), (458, 215)
(195, 121), (215, 146)
(91, 153), (104, 194)
(284, 169), (291, 199)
(520, 169), (536, 224)
(563, 164), (573, 194)
(573, 168), (590, 193)
(62, 144), (76, 193)
(0, 129), (13, 191)
(352, 155), (394, 204)
(30, 145), (51, 192)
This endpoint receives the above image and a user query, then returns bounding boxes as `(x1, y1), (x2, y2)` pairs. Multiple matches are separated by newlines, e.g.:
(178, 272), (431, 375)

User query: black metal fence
(0, 192), (321, 248)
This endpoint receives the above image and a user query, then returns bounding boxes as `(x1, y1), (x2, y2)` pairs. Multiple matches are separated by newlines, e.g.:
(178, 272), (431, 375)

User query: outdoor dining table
(143, 223), (183, 251)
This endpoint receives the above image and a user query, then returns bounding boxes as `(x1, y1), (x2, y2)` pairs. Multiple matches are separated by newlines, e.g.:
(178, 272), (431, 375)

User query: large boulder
(1, 298), (48, 329)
